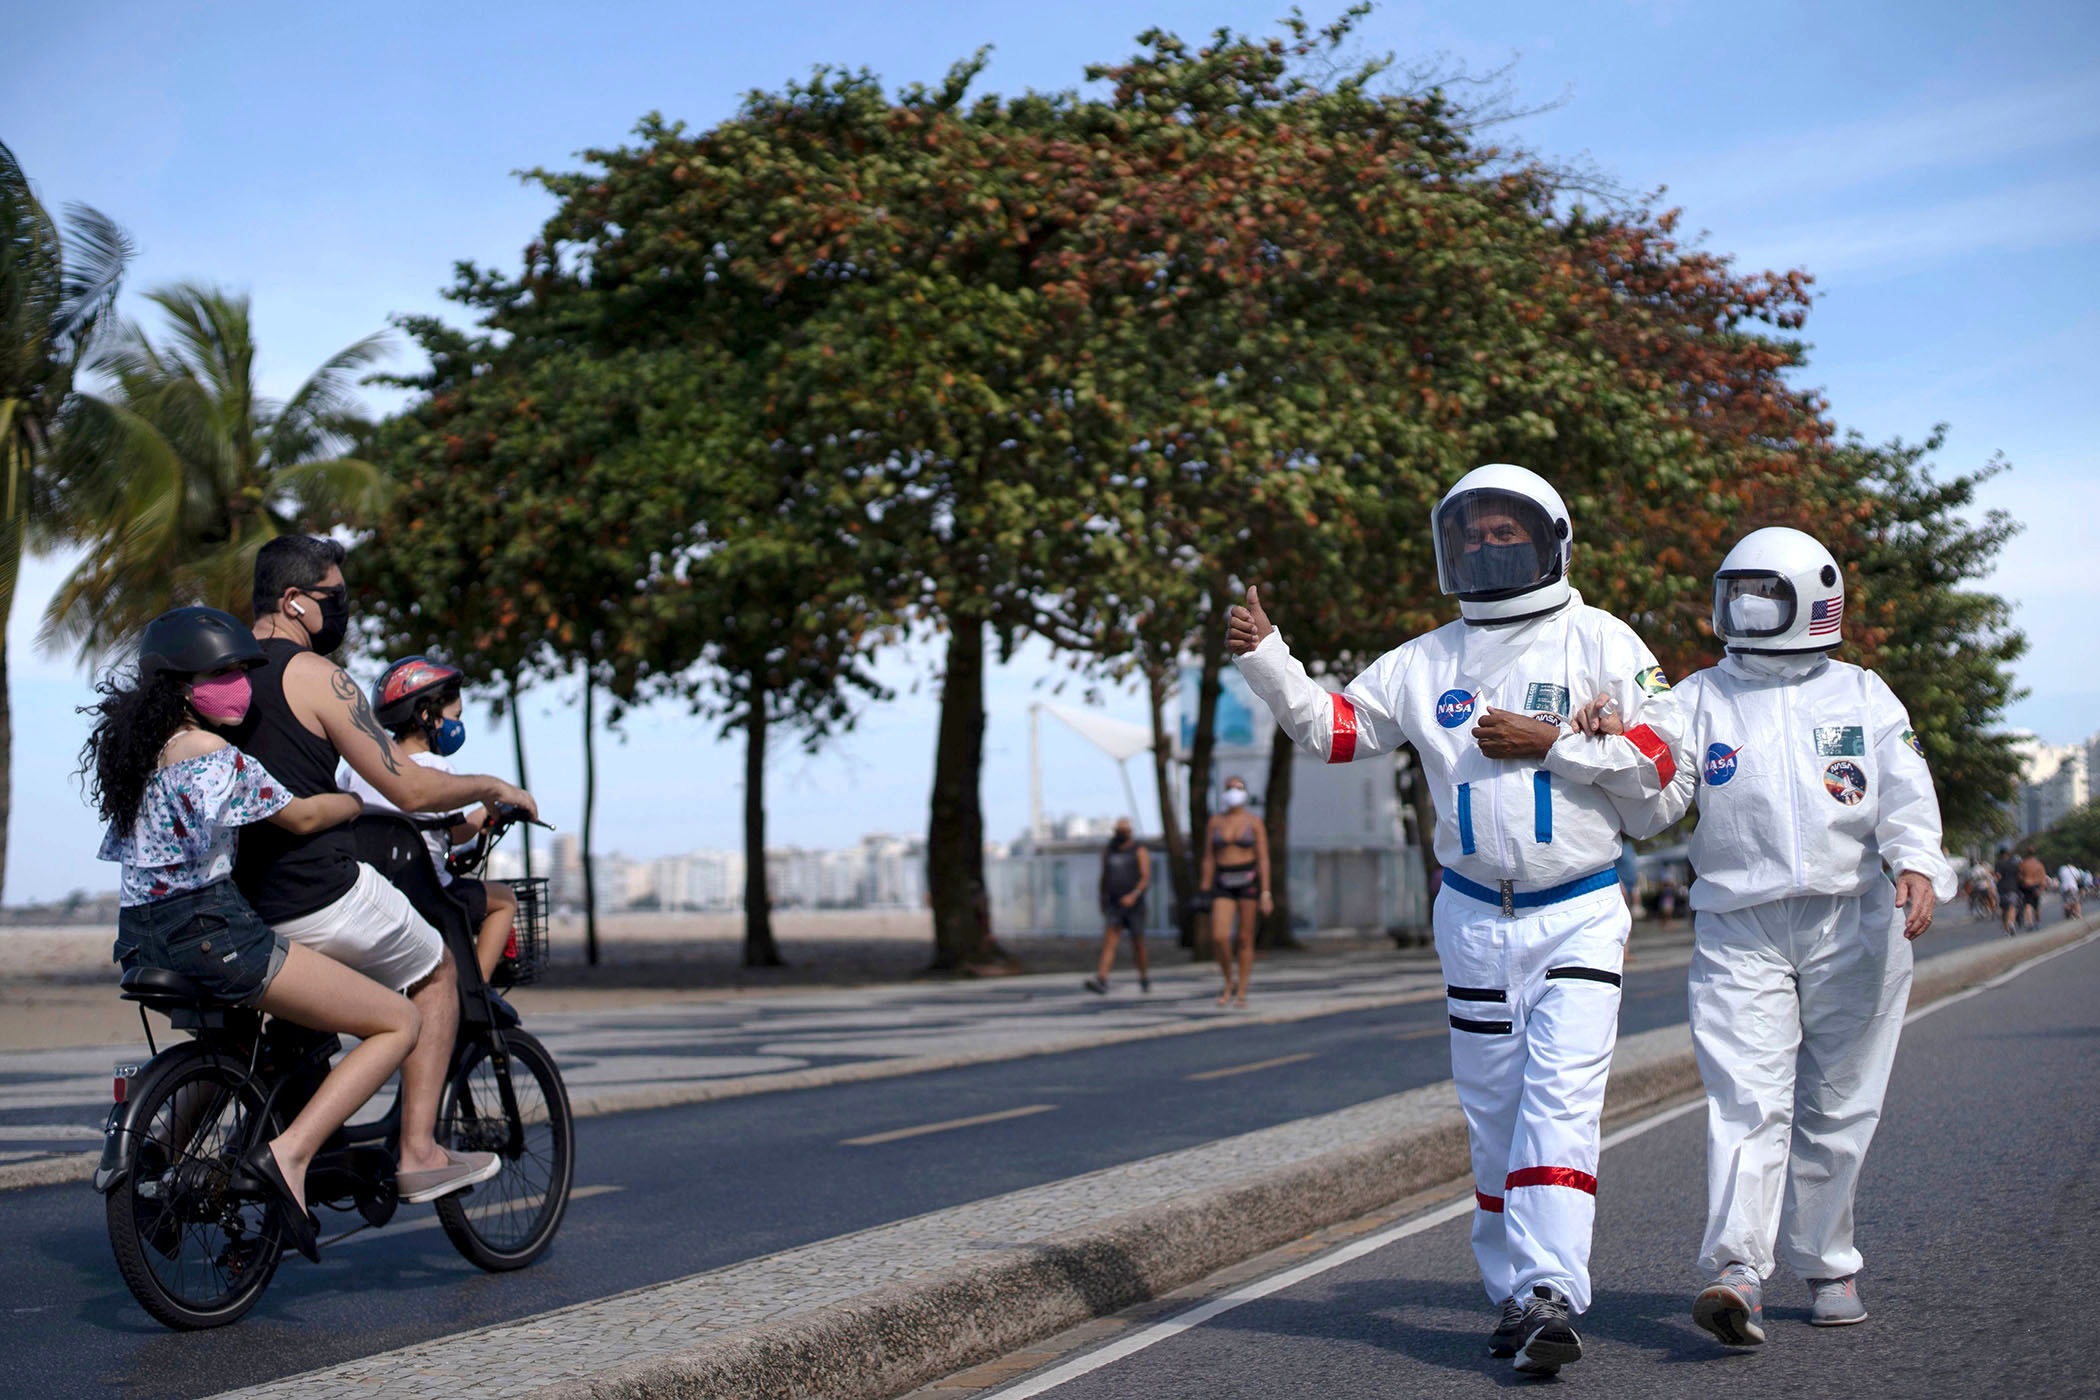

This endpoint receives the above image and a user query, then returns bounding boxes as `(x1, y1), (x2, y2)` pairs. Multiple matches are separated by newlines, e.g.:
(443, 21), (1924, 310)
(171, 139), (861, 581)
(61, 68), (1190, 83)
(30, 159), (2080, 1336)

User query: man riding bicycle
(231, 536), (539, 1204)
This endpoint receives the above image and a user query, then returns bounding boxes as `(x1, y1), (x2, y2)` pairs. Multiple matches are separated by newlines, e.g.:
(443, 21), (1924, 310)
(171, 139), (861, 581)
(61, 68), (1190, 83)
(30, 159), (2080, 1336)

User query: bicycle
(95, 804), (573, 1329)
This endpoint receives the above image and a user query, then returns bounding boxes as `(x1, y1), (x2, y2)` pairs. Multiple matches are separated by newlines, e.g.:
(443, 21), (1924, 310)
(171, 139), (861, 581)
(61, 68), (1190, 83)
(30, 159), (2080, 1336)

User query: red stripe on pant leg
(1476, 1191), (1504, 1213)
(1505, 1166), (1598, 1195)
(1624, 724), (1675, 787)
(1329, 693), (1358, 764)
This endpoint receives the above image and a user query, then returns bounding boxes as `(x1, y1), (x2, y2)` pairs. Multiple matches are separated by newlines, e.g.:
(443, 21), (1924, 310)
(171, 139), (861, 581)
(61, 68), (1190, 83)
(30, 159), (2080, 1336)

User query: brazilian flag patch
(1636, 666), (1671, 695)
(1903, 727), (1924, 757)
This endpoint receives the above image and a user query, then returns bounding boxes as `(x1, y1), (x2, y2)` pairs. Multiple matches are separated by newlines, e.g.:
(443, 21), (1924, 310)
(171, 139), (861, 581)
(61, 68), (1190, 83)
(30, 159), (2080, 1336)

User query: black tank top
(1101, 839), (1142, 900)
(231, 639), (359, 922)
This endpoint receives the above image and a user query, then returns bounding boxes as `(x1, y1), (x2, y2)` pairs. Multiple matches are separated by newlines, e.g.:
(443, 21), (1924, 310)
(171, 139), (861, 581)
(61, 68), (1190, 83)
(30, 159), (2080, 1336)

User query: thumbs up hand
(1227, 585), (1274, 655)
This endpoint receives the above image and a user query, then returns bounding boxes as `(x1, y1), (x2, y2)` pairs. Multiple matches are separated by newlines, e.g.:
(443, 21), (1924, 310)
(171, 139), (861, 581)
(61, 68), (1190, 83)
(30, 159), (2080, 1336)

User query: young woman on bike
(1200, 775), (1272, 1007)
(84, 607), (421, 1263)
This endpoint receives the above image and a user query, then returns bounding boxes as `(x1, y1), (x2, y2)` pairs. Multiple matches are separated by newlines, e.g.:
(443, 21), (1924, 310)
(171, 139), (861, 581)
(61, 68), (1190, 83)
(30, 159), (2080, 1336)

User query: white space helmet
(1712, 527), (1844, 653)
(1431, 464), (1574, 623)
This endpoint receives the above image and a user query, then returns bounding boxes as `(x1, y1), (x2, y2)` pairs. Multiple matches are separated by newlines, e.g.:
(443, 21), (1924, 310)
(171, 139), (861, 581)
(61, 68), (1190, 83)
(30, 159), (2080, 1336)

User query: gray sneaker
(1512, 1285), (1582, 1374)
(398, 1149), (502, 1204)
(1808, 1275), (1868, 1326)
(1487, 1295), (1527, 1358)
(1693, 1262), (1766, 1346)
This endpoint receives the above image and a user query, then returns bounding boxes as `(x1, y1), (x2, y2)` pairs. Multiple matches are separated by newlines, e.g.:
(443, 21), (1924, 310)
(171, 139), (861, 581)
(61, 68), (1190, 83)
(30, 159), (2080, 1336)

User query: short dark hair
(253, 536), (347, 616)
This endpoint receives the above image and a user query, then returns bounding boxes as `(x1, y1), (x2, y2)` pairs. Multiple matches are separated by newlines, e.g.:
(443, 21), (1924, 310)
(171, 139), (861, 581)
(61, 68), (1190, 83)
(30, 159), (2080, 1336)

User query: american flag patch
(1808, 597), (1843, 636)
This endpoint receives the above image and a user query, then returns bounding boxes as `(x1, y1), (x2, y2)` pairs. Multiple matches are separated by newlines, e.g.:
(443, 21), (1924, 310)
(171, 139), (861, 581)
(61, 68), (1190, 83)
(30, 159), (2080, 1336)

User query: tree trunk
(507, 673), (532, 881)
(0, 516), (16, 906)
(1146, 664), (1192, 947)
(927, 618), (1002, 971)
(580, 674), (599, 967)
(1259, 722), (1300, 949)
(1181, 591), (1231, 953)
(742, 678), (784, 967)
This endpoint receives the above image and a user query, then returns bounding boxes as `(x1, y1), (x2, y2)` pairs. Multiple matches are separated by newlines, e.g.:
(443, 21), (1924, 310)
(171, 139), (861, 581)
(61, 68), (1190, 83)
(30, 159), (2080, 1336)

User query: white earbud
(288, 600), (306, 617)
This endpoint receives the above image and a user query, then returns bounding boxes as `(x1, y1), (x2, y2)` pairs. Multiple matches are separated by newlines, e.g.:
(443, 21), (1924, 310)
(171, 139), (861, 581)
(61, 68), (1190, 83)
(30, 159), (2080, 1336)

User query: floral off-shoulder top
(97, 746), (292, 906)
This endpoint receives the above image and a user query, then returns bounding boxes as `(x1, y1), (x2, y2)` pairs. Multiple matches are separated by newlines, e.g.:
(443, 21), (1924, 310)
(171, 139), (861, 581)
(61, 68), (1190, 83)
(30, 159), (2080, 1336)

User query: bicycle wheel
(105, 1047), (285, 1329)
(435, 1029), (573, 1271)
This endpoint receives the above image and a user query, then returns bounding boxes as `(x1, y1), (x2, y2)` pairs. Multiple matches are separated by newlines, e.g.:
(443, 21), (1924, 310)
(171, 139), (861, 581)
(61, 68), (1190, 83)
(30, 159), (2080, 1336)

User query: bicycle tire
(435, 1028), (573, 1271)
(105, 1046), (286, 1330)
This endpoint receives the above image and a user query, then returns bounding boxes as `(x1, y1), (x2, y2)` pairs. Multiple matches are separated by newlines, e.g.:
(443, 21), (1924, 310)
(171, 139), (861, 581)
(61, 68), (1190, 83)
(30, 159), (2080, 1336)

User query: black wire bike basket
(494, 877), (551, 986)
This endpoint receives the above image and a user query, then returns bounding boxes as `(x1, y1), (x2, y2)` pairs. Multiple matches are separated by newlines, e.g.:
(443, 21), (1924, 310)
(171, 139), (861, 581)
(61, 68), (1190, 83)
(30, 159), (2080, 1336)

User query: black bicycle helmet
(374, 655), (463, 730)
(136, 607), (266, 678)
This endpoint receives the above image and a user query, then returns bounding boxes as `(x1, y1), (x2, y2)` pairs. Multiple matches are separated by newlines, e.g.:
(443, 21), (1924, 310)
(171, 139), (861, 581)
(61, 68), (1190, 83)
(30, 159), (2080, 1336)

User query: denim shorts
(114, 880), (289, 1007)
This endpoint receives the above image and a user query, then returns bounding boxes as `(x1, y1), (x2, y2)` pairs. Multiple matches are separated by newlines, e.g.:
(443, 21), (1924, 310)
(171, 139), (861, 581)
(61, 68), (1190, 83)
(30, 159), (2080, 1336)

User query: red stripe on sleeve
(1475, 1191), (1504, 1213)
(1624, 723), (1675, 787)
(1505, 1165), (1598, 1195)
(1329, 693), (1358, 764)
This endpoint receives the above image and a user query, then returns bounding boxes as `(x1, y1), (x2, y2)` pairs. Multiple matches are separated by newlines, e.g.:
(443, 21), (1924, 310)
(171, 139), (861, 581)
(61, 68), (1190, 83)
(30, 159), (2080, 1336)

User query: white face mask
(1222, 788), (1249, 809)
(1727, 594), (1787, 634)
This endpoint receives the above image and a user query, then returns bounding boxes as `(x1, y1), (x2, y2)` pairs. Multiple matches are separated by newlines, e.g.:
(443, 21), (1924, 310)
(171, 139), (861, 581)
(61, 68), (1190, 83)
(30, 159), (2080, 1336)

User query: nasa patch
(1704, 742), (1741, 787)
(1903, 727), (1924, 757)
(1823, 759), (1867, 806)
(1636, 666), (1671, 695)
(1435, 689), (1477, 729)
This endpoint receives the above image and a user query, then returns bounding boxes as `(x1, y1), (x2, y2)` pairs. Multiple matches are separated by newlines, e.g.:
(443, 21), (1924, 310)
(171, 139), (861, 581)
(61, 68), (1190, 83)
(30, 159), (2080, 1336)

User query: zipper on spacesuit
(1782, 680), (1807, 887)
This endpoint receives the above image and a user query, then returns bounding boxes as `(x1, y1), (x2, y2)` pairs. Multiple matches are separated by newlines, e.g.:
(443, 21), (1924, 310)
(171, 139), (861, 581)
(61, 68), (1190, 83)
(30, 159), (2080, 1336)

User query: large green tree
(0, 141), (129, 903)
(42, 283), (391, 659)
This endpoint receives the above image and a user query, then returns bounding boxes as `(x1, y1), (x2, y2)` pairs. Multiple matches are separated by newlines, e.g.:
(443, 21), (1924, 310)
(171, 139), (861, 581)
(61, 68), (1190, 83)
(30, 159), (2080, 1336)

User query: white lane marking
(1186, 1053), (1317, 1082)
(1902, 930), (2098, 1027)
(843, 1104), (1058, 1147)
(985, 1092), (1706, 1400)
(989, 931), (2099, 1397)
(331, 1183), (624, 1247)
(0, 1124), (103, 1141)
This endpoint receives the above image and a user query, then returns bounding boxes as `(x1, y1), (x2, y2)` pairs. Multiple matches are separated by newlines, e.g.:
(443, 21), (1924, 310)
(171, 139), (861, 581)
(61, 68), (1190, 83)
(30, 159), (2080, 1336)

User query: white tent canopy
(1029, 701), (1154, 839)
(1041, 701), (1153, 762)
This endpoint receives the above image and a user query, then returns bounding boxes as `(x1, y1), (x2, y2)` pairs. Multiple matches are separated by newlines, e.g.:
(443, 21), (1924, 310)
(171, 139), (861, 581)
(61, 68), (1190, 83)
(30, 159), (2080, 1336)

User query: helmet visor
(1713, 572), (1798, 639)
(1434, 489), (1561, 598)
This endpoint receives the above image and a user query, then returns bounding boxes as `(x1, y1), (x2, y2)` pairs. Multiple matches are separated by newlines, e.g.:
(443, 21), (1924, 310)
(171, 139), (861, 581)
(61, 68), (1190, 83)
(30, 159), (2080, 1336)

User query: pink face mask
(190, 672), (253, 724)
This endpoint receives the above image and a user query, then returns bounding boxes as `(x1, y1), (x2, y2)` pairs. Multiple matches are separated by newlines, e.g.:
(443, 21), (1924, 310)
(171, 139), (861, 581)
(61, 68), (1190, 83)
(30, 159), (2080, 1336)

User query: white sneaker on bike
(399, 1148), (502, 1203)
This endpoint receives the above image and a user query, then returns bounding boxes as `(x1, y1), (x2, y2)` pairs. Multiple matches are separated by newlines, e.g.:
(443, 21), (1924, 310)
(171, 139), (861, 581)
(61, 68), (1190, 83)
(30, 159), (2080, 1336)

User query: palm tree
(1, 141), (130, 903)
(41, 282), (392, 660)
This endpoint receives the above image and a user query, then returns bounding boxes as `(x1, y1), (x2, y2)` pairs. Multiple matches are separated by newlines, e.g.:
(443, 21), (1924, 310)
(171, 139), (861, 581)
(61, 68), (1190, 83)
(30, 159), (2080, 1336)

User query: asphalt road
(0, 913), (2030, 1398)
(983, 930), (2100, 1399)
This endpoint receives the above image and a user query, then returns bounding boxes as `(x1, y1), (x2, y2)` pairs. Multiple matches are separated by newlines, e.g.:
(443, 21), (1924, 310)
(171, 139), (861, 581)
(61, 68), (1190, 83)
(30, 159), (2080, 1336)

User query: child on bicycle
(338, 656), (518, 983)
(83, 607), (421, 1263)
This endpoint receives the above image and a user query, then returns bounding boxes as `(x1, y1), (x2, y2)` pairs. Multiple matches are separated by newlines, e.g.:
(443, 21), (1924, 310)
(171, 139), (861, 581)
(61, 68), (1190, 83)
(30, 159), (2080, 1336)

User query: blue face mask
(431, 717), (467, 757)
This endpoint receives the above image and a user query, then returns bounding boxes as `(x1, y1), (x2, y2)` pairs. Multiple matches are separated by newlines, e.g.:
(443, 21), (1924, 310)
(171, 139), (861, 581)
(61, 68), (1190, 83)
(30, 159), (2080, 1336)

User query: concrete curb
(543, 920), (2097, 1400)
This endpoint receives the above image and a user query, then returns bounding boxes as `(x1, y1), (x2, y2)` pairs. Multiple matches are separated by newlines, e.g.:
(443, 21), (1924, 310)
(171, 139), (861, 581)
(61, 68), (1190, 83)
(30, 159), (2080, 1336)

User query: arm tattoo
(332, 669), (402, 776)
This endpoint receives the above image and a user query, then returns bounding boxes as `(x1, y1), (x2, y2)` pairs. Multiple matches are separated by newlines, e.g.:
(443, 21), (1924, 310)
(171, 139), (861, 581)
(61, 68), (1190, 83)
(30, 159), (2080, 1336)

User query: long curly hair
(79, 669), (194, 835)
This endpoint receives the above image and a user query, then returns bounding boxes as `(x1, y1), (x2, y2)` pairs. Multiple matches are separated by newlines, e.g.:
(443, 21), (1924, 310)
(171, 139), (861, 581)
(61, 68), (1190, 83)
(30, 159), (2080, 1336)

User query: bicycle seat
(119, 965), (217, 1007)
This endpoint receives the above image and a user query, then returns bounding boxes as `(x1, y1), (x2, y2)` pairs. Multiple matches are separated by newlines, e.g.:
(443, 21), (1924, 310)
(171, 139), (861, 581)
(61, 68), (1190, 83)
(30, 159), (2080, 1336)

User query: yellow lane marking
(843, 1104), (1058, 1147)
(1185, 1052), (1316, 1082)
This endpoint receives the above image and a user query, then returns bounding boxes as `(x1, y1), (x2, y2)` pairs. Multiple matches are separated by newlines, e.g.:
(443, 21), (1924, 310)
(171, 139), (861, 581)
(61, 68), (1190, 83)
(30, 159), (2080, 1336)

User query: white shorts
(274, 862), (445, 993)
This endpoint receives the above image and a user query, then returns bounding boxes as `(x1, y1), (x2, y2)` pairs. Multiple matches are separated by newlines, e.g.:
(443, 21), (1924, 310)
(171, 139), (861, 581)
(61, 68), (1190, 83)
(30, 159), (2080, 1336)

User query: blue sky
(6, 0), (2096, 901)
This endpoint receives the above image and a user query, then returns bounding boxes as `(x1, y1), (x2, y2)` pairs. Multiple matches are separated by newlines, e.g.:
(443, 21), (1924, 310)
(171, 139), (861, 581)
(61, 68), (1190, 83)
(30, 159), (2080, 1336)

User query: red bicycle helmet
(373, 655), (463, 730)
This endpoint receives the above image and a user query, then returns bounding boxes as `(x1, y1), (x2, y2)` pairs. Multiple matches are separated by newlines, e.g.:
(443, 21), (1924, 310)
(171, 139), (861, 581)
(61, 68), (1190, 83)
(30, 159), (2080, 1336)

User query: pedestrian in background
(1085, 818), (1151, 995)
(1200, 776), (1270, 1007)
(1996, 846), (2024, 935)
(1618, 527), (1956, 1347)
(2018, 850), (2048, 930)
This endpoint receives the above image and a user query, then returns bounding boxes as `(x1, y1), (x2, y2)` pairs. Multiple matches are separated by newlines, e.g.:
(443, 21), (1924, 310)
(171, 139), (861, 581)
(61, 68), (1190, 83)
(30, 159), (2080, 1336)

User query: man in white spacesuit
(1228, 464), (1681, 1375)
(1612, 526), (1956, 1345)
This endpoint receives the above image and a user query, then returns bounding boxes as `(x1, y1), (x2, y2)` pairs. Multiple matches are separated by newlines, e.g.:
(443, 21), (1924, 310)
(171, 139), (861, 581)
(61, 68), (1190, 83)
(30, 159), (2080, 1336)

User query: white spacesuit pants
(1689, 885), (1912, 1281)
(1436, 880), (1628, 1313)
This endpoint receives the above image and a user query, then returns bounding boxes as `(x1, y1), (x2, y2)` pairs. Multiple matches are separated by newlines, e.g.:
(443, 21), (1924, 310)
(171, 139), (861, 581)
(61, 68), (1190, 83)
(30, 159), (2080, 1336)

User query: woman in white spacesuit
(1609, 526), (1956, 1347)
(1229, 464), (1682, 1376)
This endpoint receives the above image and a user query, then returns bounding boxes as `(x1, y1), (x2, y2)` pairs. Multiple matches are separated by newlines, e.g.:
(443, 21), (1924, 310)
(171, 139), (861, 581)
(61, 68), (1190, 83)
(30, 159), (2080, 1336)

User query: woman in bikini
(1200, 775), (1272, 1006)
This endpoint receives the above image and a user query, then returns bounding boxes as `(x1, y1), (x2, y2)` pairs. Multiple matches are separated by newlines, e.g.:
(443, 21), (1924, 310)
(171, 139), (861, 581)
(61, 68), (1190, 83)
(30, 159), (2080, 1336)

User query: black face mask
(307, 591), (350, 656)
(1458, 542), (1542, 594)
(1111, 833), (1132, 849)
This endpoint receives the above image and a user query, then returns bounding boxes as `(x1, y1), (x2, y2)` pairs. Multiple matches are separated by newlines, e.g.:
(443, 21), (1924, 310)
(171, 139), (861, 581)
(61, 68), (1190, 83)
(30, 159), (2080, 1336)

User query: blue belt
(1443, 867), (1618, 917)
